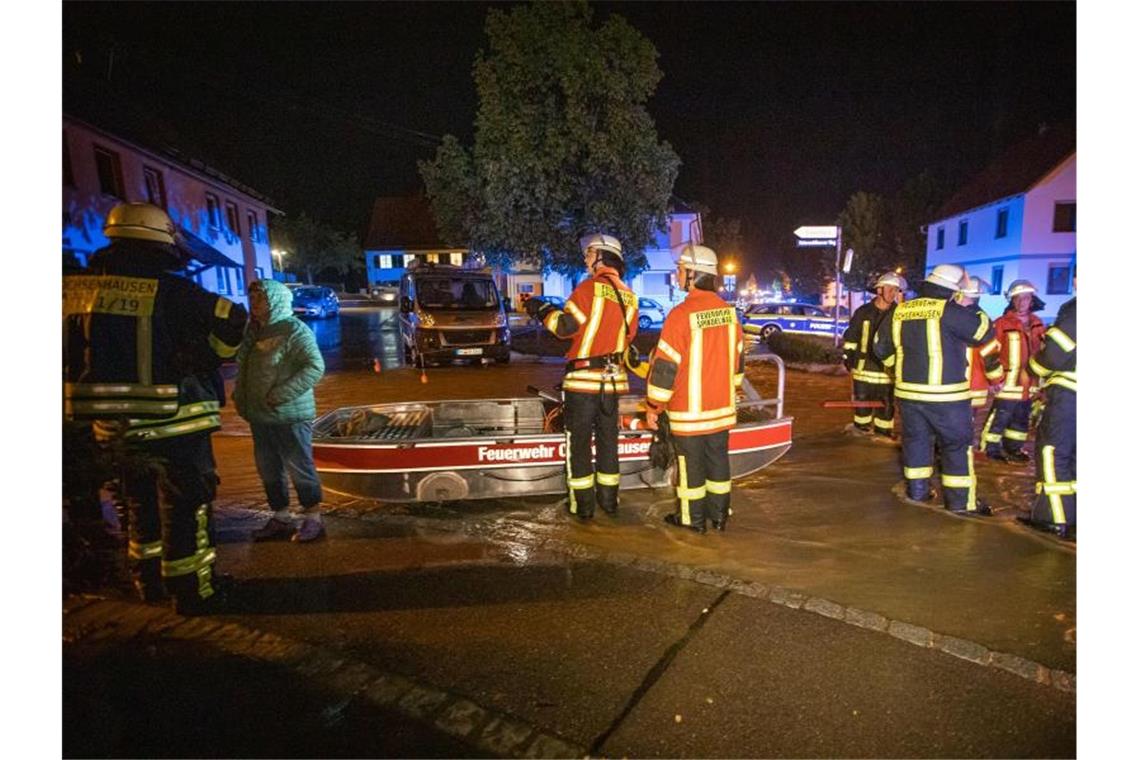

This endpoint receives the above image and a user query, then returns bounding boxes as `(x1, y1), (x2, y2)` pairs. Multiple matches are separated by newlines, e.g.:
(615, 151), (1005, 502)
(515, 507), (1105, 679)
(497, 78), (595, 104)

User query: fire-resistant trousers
(671, 431), (732, 528)
(563, 390), (620, 517)
(853, 379), (896, 436)
(981, 398), (1032, 456)
(1031, 386), (1076, 528)
(899, 399), (979, 511)
(121, 431), (220, 604)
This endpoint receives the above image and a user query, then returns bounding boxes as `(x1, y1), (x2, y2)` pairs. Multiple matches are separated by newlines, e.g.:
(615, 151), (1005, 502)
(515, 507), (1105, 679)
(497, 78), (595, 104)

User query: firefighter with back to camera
(64, 202), (248, 615)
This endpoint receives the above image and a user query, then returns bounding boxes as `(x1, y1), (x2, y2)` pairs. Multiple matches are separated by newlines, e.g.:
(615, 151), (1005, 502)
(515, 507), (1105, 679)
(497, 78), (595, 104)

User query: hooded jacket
(233, 280), (325, 425)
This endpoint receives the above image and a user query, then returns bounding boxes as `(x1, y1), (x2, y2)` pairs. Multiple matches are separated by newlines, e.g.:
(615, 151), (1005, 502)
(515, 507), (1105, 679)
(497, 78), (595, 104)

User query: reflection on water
(304, 307), (404, 372)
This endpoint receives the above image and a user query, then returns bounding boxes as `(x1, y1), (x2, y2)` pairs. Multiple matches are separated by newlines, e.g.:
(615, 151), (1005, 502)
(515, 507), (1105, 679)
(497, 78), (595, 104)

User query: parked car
(291, 286), (340, 319)
(637, 297), (668, 329)
(399, 263), (511, 365)
(370, 283), (400, 305)
(741, 301), (849, 341)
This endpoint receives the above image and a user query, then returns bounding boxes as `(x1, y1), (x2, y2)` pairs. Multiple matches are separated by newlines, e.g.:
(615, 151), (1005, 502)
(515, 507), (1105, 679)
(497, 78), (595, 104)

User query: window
(427, 253), (439, 264)
(93, 145), (125, 198)
(991, 265), (1004, 295)
(255, 267), (265, 281)
(246, 210), (260, 243)
(225, 201), (240, 238)
(1047, 264), (1072, 295)
(205, 193), (222, 229)
(805, 306), (827, 317)
(215, 267), (231, 295)
(957, 220), (968, 246)
(936, 227), (945, 250)
(378, 254), (393, 269)
(234, 267), (246, 295)
(143, 166), (166, 208)
(63, 132), (74, 187)
(450, 252), (463, 265)
(1053, 202), (1076, 232)
(393, 254), (403, 268)
(995, 208), (1009, 239)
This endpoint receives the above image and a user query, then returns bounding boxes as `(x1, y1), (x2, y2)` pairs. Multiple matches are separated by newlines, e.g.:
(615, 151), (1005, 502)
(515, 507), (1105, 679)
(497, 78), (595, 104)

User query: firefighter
(873, 264), (1002, 514)
(644, 245), (745, 533)
(1023, 294), (1076, 539)
(525, 233), (638, 519)
(979, 280), (1047, 463)
(842, 272), (904, 438)
(954, 276), (1004, 439)
(64, 203), (248, 615)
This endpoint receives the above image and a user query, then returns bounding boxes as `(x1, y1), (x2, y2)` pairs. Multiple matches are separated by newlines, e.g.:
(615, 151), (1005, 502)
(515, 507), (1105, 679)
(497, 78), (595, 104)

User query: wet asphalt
(64, 307), (1076, 757)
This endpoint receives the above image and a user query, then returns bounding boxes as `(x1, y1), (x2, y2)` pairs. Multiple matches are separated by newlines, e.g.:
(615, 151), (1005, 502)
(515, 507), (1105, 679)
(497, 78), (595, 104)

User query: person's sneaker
(292, 517), (327, 543)
(664, 513), (706, 534)
(252, 517), (295, 542)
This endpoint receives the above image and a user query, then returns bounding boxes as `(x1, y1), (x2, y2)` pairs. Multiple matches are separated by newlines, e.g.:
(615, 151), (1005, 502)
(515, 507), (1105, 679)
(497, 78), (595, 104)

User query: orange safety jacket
(645, 289), (745, 436)
(993, 310), (1046, 401)
(962, 303), (1003, 408)
(542, 265), (638, 394)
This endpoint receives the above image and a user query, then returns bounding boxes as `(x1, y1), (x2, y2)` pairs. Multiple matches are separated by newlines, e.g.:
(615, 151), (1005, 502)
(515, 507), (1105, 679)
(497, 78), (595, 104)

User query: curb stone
(63, 596), (589, 759)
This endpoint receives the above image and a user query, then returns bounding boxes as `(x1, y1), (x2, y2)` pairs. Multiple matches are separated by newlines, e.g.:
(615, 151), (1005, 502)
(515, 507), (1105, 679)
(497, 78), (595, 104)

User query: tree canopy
(270, 213), (361, 285)
(419, 1), (679, 278)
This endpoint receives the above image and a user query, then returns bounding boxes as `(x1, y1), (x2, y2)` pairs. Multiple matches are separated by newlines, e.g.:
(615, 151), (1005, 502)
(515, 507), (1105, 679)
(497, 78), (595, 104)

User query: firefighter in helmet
(645, 244), (745, 533)
(1023, 289), (1076, 539)
(955, 276), (1004, 439)
(525, 233), (639, 519)
(842, 272), (904, 438)
(979, 279), (1047, 463)
(64, 203), (248, 615)
(873, 264), (1001, 514)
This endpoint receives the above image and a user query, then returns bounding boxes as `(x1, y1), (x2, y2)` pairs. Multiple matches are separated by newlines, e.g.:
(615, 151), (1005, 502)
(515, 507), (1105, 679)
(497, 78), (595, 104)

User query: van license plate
(456, 348), (483, 356)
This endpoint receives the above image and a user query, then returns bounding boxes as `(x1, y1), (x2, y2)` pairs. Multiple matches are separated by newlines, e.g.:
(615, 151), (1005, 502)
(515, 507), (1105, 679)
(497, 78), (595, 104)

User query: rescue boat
(311, 356), (793, 502)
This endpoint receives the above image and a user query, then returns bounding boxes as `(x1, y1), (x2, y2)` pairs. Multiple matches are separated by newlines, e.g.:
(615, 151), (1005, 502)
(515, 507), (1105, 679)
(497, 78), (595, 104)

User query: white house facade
(924, 125), (1075, 321)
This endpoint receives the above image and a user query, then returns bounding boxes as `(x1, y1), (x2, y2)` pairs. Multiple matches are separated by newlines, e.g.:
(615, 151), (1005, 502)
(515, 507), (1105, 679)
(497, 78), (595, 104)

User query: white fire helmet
(960, 276), (991, 298)
(678, 244), (719, 276)
(925, 264), (966, 292)
(579, 233), (623, 259)
(874, 272), (905, 291)
(103, 202), (177, 245)
(1005, 279), (1037, 299)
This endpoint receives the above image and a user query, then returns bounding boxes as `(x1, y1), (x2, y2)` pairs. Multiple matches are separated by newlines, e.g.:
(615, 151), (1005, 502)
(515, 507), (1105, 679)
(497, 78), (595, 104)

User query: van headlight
(493, 312), (506, 328)
(418, 311), (435, 328)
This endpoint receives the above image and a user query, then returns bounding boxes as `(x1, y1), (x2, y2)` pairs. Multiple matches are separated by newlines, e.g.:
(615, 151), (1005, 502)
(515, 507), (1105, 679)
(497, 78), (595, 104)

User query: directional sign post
(795, 225), (846, 346)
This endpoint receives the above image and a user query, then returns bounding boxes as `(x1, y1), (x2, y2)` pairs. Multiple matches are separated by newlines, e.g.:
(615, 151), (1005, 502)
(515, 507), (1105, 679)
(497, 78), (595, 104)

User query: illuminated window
(1047, 264), (1072, 295)
(957, 220), (968, 246)
(143, 167), (166, 208)
(205, 193), (222, 229)
(990, 265), (1004, 294)
(377, 254), (392, 268)
(225, 201), (241, 238)
(93, 145), (125, 198)
(428, 253), (439, 263)
(450, 252), (463, 265)
(215, 267), (231, 294)
(1053, 202), (1076, 232)
(63, 132), (74, 187)
(234, 267), (246, 295)
(936, 227), (945, 250)
(995, 208), (1008, 239)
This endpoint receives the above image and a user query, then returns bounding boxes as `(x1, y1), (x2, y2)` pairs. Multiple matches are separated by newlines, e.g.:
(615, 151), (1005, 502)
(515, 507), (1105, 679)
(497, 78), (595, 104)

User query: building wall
(363, 248), (470, 287)
(63, 119), (275, 306)
(923, 154), (1076, 321)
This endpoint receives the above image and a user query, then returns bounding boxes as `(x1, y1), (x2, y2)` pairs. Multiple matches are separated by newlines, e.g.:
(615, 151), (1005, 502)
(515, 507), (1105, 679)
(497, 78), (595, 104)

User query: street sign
(842, 248), (854, 273)
(796, 238), (836, 247)
(794, 225), (839, 240)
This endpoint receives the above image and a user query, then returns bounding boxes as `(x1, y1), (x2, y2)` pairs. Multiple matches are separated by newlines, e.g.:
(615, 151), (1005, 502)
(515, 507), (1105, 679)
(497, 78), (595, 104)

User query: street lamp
(272, 248), (287, 272)
(723, 261), (737, 275)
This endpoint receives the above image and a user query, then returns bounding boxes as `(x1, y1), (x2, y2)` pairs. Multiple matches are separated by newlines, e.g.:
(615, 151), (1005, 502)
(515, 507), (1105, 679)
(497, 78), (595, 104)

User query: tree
(419, 1), (679, 279)
(270, 213), (361, 285)
(837, 191), (893, 291)
(888, 170), (945, 282)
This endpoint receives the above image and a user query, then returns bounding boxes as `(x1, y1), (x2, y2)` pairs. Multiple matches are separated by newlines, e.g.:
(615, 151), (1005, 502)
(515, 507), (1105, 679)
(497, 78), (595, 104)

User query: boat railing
(741, 353), (785, 419)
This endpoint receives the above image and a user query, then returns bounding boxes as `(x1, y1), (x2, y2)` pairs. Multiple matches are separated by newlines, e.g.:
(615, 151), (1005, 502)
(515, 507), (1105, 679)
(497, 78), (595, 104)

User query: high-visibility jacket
(542, 265), (638, 394)
(646, 289), (744, 436)
(873, 287), (1001, 403)
(1029, 298), (1076, 394)
(992, 309), (1047, 401)
(63, 242), (248, 442)
(843, 300), (894, 385)
(963, 304), (1003, 407)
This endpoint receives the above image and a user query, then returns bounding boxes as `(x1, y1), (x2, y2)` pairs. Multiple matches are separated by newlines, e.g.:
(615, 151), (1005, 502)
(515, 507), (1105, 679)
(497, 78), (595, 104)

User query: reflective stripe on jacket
(842, 300), (894, 384)
(993, 310), (1047, 400)
(542, 266), (638, 394)
(1028, 298), (1076, 394)
(646, 289), (744, 435)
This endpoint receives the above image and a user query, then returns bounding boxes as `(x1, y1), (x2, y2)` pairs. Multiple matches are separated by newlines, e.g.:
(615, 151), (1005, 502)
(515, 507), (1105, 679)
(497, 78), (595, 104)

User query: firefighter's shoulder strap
(598, 272), (647, 378)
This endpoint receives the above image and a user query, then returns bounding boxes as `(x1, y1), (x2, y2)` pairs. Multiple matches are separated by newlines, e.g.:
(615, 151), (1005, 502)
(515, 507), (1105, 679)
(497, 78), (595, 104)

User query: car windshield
(293, 287), (325, 300)
(416, 277), (499, 310)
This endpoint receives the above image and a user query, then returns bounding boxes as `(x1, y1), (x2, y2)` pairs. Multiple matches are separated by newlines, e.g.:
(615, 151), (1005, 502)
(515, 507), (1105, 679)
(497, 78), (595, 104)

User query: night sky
(62, 1), (1075, 263)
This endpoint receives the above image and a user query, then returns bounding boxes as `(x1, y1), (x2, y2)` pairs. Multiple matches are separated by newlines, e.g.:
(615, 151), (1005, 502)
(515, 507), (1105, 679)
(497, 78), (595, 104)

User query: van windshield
(415, 277), (500, 310)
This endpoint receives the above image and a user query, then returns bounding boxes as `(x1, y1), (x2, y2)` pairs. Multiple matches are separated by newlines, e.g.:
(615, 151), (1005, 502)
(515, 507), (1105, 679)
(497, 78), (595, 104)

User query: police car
(741, 302), (849, 341)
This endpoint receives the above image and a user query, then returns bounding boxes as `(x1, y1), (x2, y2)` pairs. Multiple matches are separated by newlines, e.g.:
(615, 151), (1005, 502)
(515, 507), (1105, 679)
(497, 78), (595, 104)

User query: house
(924, 123), (1075, 321)
(62, 115), (279, 307)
